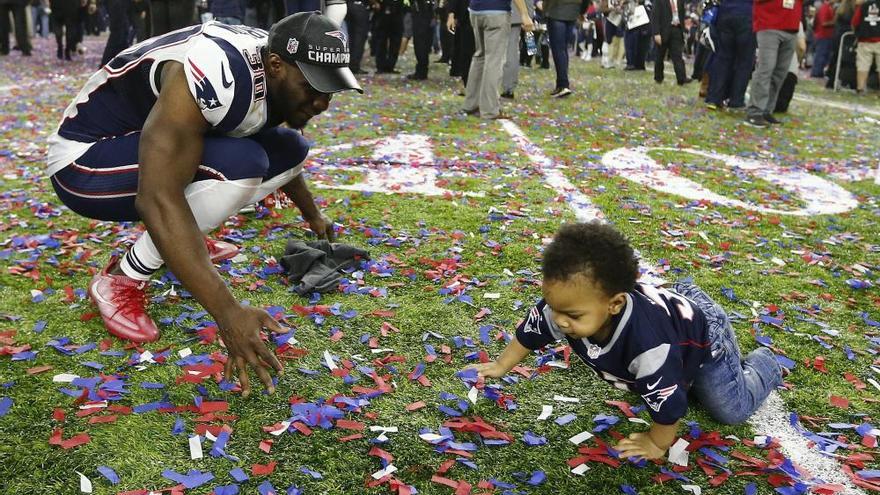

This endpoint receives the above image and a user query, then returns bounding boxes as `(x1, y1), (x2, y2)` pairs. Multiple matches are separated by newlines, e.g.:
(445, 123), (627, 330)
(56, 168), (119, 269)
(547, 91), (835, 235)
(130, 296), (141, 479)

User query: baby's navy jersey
(48, 22), (271, 176)
(516, 283), (711, 425)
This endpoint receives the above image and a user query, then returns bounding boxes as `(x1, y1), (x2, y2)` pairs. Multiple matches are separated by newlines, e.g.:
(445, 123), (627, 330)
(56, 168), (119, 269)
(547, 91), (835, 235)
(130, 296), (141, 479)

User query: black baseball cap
(268, 11), (363, 94)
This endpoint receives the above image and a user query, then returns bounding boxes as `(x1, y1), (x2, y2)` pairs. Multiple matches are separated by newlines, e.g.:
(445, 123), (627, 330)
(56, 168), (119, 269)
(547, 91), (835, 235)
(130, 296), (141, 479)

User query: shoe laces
(109, 277), (148, 316)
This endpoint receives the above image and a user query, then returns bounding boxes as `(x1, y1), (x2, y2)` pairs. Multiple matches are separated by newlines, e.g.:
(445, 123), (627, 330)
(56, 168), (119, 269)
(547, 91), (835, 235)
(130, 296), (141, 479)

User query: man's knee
(202, 137), (271, 181)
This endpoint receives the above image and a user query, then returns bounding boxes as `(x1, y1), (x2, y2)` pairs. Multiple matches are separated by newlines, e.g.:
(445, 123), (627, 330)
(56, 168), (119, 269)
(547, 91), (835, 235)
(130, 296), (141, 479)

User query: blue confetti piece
(522, 431), (547, 446)
(776, 354), (796, 371)
(214, 485), (239, 495)
(856, 470), (880, 479)
(140, 382), (166, 389)
(229, 467), (249, 483)
(0, 397), (12, 417)
(526, 471), (546, 485)
(299, 466), (323, 479)
(33, 320), (47, 333)
(171, 416), (185, 435)
(286, 486), (303, 495)
(745, 483), (757, 495)
(97, 466), (120, 484)
(620, 485), (638, 495)
(554, 413), (577, 426)
(258, 480), (278, 495)
(161, 469), (214, 489)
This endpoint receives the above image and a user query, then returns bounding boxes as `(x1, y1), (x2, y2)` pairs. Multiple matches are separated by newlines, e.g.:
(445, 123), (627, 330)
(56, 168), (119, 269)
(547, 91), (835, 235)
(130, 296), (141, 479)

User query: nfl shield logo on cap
(287, 37), (299, 54)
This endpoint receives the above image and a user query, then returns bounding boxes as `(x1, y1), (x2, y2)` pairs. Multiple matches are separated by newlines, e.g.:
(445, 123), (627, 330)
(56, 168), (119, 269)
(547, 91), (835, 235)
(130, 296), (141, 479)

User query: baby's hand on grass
(615, 432), (666, 461)
(467, 361), (507, 378)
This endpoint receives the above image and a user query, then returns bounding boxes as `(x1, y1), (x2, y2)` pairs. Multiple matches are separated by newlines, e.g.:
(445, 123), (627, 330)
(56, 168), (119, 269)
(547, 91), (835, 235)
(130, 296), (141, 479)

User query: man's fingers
(261, 313), (286, 333)
(246, 351), (275, 393)
(224, 357), (234, 383)
(236, 356), (251, 397)
(256, 343), (284, 374)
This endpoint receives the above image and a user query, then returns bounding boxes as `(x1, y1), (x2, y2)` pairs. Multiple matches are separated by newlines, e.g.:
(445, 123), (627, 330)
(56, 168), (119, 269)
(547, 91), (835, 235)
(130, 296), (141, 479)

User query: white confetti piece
(667, 438), (690, 467)
(569, 431), (594, 445)
(77, 472), (93, 493)
(483, 293), (501, 299)
(323, 350), (338, 370)
(547, 360), (569, 369)
(537, 405), (553, 421)
(178, 347), (192, 358)
(204, 431), (217, 442)
(372, 464), (397, 479)
(139, 350), (154, 363)
(269, 420), (291, 436)
(553, 395), (580, 403)
(53, 373), (79, 383)
(571, 464), (590, 476)
(627, 417), (650, 425)
(467, 386), (479, 405)
(370, 348), (395, 354)
(369, 426), (399, 433)
(189, 435), (203, 460)
(681, 484), (702, 495)
(419, 433), (444, 443)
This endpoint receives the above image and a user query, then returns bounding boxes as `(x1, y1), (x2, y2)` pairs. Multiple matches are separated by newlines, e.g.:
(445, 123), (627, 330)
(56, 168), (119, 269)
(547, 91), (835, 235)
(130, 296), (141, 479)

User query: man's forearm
(137, 131), (240, 326)
(280, 173), (321, 220)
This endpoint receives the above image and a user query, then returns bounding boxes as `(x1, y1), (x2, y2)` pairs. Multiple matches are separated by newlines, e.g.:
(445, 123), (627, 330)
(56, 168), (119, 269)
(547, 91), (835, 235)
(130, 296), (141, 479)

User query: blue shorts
(50, 127), (309, 222)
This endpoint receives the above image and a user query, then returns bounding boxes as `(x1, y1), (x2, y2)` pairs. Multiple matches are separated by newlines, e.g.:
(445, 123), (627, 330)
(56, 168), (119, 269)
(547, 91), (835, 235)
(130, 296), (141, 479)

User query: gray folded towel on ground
(279, 240), (370, 295)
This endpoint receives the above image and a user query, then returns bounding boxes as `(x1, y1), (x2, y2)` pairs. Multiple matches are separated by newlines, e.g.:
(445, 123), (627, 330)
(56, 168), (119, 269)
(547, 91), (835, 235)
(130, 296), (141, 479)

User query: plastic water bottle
(525, 31), (537, 56)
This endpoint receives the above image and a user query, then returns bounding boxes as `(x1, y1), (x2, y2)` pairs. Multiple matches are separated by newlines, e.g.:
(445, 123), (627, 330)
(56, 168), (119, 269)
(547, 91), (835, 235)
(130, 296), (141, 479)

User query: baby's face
(542, 276), (626, 341)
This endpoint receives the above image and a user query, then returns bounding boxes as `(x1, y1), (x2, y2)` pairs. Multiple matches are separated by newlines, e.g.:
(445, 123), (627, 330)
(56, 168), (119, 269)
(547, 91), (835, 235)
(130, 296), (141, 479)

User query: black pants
(0, 3), (31, 55)
(101, 0), (132, 66)
(411, 2), (434, 76)
(654, 27), (686, 84)
(150, 0), (195, 36)
(51, 5), (79, 58)
(346, 1), (369, 72)
(254, 0), (285, 28)
(450, 17), (473, 82)
(374, 11), (403, 72)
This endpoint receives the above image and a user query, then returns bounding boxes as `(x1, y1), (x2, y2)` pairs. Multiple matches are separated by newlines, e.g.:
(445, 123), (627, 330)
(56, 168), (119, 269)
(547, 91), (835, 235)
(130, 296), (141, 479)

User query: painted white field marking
(499, 120), (604, 221)
(749, 393), (866, 495)
(502, 121), (868, 494)
(310, 133), (483, 197)
(601, 147), (859, 216)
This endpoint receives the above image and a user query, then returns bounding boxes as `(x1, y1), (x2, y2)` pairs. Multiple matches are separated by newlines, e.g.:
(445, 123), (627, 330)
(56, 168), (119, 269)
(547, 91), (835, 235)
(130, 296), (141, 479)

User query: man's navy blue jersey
(48, 22), (272, 176)
(516, 283), (711, 425)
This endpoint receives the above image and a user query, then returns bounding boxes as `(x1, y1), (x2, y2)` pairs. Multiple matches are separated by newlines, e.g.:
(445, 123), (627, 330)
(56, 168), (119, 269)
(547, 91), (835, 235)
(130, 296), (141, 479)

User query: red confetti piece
(259, 439), (273, 453)
(252, 461), (276, 476)
(336, 419), (365, 431)
(405, 401), (426, 412)
(829, 395), (850, 409)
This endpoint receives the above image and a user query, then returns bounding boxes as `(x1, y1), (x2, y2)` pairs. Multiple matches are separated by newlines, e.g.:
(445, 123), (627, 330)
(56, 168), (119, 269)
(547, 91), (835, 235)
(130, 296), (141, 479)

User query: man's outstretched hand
(219, 305), (288, 397)
(306, 212), (336, 241)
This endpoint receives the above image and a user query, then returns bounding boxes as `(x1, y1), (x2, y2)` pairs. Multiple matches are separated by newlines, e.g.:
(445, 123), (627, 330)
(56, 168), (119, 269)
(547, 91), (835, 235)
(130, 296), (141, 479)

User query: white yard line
(500, 119), (604, 222)
(502, 119), (868, 495)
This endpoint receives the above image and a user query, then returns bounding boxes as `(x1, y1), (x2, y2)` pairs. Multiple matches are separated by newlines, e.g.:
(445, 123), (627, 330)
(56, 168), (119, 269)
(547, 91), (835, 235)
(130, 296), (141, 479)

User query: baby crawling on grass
(468, 221), (783, 460)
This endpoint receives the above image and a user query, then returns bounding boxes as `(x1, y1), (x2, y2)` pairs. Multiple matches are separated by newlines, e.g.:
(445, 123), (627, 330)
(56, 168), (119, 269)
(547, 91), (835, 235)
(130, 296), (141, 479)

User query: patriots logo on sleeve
(641, 384), (678, 412)
(188, 59), (223, 110)
(522, 306), (542, 334)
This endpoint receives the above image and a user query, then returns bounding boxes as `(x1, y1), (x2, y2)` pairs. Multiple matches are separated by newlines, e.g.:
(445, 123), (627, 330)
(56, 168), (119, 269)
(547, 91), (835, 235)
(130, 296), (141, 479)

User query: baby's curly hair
(542, 221), (639, 296)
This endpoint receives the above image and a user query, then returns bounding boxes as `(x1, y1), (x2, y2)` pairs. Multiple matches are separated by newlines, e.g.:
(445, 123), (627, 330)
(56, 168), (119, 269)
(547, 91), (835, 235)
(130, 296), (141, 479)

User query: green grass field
(0, 37), (878, 495)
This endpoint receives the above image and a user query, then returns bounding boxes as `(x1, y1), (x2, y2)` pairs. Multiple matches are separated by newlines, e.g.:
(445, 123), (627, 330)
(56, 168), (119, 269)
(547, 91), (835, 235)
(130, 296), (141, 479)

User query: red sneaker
(206, 238), (240, 263)
(88, 257), (160, 343)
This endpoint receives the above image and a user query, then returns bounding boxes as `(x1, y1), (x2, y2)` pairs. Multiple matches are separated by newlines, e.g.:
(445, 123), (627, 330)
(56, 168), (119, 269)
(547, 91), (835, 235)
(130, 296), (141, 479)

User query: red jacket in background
(753, 0), (803, 32)
(814, 2), (835, 39)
